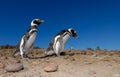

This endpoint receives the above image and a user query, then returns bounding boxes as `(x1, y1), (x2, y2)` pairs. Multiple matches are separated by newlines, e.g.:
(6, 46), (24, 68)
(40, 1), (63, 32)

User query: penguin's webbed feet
(56, 54), (60, 57)
(21, 54), (30, 60)
(55, 51), (61, 57)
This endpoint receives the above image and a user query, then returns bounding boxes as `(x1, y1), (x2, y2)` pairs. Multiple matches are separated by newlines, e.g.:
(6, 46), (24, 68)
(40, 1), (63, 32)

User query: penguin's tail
(12, 49), (19, 58)
(39, 49), (56, 58)
(45, 49), (55, 56)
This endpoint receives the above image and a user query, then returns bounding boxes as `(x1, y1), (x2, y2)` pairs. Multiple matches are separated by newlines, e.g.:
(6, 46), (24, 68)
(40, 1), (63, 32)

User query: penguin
(12, 19), (44, 59)
(45, 28), (78, 56)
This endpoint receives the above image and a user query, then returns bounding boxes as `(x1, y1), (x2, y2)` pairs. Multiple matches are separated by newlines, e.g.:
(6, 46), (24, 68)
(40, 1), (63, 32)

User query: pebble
(44, 64), (58, 72)
(5, 63), (24, 72)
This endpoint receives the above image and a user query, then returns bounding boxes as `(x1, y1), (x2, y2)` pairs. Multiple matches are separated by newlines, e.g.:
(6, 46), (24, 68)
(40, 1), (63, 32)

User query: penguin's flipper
(28, 44), (33, 53)
(22, 31), (36, 59)
(53, 36), (63, 56)
(12, 35), (26, 58)
(54, 41), (61, 56)
(19, 35), (27, 58)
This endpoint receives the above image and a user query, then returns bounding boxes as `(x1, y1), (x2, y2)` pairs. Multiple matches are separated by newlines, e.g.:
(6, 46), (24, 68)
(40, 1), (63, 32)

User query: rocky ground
(0, 49), (120, 77)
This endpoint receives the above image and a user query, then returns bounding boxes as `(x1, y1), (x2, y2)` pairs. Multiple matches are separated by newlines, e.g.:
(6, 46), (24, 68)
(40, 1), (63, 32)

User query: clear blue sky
(0, 0), (120, 50)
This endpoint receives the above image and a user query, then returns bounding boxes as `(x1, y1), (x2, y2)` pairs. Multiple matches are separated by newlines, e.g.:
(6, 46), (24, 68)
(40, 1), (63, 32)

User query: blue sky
(0, 0), (120, 50)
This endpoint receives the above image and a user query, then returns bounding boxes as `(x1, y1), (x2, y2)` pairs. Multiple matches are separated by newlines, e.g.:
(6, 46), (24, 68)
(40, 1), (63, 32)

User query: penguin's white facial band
(63, 31), (71, 37)
(31, 19), (44, 27)
(29, 29), (37, 34)
(67, 28), (77, 37)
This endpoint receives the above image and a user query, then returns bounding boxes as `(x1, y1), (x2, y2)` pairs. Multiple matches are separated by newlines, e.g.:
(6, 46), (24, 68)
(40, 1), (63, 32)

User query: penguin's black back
(47, 30), (67, 51)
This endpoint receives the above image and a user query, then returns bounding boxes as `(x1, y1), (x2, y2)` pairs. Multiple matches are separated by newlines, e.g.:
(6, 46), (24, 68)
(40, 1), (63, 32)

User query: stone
(5, 63), (24, 72)
(44, 64), (58, 72)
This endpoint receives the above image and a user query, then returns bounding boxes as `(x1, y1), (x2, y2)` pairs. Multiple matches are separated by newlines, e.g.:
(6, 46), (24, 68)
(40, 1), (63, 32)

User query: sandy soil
(0, 49), (120, 77)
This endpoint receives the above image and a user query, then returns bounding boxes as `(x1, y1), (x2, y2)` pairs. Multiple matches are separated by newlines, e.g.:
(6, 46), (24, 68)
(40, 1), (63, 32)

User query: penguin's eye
(71, 30), (77, 37)
(33, 20), (38, 24)
(71, 30), (74, 34)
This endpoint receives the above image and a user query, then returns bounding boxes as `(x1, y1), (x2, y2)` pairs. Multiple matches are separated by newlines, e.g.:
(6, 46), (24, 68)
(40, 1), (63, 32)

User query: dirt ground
(0, 49), (120, 77)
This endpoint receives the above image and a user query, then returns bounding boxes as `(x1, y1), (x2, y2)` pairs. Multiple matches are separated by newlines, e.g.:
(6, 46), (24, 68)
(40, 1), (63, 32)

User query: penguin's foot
(21, 54), (30, 60)
(22, 57), (29, 60)
(56, 55), (60, 57)
(56, 53), (60, 57)
(44, 54), (49, 57)
(21, 56), (30, 60)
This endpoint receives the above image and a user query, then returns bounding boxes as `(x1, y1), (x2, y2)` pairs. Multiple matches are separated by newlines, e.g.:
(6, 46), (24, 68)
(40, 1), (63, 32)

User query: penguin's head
(67, 28), (77, 37)
(31, 19), (44, 27)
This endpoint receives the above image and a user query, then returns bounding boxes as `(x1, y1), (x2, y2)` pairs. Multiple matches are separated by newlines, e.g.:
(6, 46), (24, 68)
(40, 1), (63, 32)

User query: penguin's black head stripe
(33, 20), (41, 25)
(63, 32), (70, 37)
(55, 29), (77, 37)
(31, 30), (37, 34)
(67, 29), (77, 37)
(67, 30), (72, 35)
(56, 30), (66, 36)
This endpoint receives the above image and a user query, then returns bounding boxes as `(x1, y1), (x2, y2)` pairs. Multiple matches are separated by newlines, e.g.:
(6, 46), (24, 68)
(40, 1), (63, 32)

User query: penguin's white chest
(54, 39), (64, 52)
(62, 34), (70, 45)
(55, 41), (61, 51)
(25, 32), (37, 50)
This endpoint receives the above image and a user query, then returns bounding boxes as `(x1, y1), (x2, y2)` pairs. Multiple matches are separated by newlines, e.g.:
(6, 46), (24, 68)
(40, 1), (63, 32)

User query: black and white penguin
(45, 28), (78, 56)
(13, 19), (44, 59)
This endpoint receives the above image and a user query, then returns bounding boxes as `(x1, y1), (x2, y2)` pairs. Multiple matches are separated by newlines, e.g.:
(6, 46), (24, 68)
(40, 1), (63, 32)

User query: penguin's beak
(76, 36), (79, 39)
(37, 20), (44, 26)
(40, 20), (45, 23)
(72, 31), (77, 37)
